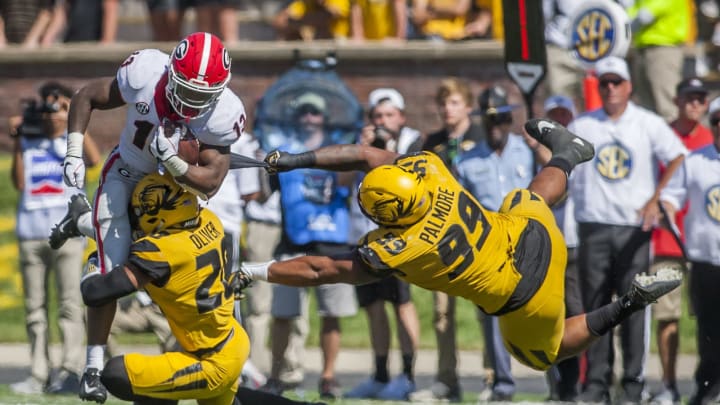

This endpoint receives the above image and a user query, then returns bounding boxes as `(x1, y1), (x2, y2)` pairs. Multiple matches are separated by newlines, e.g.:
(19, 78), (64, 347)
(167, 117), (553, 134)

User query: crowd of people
(0, 0), (720, 76)
(4, 2), (720, 405)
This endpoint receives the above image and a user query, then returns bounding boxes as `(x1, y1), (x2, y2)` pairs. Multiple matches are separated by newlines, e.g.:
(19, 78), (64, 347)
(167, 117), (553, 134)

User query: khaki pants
(242, 220), (284, 376)
(631, 45), (684, 121)
(19, 238), (86, 380)
(433, 291), (459, 388)
(545, 44), (586, 105)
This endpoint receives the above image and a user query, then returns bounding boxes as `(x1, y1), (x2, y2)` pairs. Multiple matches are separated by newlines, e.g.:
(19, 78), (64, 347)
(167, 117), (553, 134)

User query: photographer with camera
(9, 81), (100, 395)
(345, 88), (423, 400)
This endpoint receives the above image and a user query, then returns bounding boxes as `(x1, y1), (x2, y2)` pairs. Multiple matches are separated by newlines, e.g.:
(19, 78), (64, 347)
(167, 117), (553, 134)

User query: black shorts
(356, 277), (411, 307)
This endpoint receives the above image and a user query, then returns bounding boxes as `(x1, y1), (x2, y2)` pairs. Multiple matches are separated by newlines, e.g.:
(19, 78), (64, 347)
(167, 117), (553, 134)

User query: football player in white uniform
(50, 32), (247, 402)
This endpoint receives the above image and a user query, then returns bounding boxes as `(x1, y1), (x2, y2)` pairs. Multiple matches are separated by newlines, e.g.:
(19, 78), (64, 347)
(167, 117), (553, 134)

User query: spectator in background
(0, 0), (56, 48)
(542, 0), (585, 106)
(626, 0), (690, 121)
(144, 0), (188, 42)
(273, 0), (350, 41)
(465, 0), (502, 40)
(662, 96), (720, 405)
(344, 88), (421, 400)
(542, 95), (583, 402)
(261, 92), (358, 400)
(453, 85), (536, 402)
(9, 82), (101, 395)
(62, 0), (119, 43)
(410, 77), (484, 402)
(195, 0), (240, 45)
(410, 0), (471, 41)
(242, 162), (284, 378)
(204, 131), (270, 389)
(568, 56), (688, 404)
(649, 77), (713, 405)
(350, 0), (406, 42)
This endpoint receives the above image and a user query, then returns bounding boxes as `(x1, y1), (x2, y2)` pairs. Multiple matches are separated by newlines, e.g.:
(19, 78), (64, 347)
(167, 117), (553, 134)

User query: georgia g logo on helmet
(174, 39), (189, 60)
(166, 32), (232, 119)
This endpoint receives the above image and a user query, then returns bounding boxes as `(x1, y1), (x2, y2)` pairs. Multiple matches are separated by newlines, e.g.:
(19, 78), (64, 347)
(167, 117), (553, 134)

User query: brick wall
(0, 42), (545, 153)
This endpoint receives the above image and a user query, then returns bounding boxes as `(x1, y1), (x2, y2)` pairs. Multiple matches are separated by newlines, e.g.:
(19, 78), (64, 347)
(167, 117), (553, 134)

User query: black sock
(375, 355), (389, 383)
(585, 296), (637, 336)
(402, 353), (415, 382)
(547, 157), (573, 177)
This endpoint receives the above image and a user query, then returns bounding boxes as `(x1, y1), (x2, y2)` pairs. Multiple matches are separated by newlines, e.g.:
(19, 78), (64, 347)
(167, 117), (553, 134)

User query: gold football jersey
(352, 0), (398, 40)
(419, 0), (467, 40)
(127, 209), (235, 353)
(358, 152), (530, 314)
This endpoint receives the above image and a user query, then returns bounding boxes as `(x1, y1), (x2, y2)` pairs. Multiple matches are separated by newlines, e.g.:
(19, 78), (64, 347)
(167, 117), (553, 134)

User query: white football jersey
(661, 144), (720, 265)
(204, 134), (262, 235)
(115, 49), (246, 173)
(568, 102), (688, 226)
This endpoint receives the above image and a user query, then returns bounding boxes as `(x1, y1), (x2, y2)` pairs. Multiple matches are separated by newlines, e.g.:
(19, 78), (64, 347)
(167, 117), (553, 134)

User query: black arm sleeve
(81, 268), (137, 307)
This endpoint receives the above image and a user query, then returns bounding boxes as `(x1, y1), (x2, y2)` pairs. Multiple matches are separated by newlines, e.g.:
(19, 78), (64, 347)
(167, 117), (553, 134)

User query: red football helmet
(166, 32), (231, 119)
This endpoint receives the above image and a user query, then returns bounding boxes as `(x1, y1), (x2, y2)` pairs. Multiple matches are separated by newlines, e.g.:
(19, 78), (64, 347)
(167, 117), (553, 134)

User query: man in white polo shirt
(567, 56), (688, 403)
(661, 97), (720, 405)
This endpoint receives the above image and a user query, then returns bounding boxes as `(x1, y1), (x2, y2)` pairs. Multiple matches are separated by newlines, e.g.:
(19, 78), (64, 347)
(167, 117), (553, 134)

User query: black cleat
(78, 368), (107, 403)
(524, 118), (595, 169)
(49, 194), (91, 249)
(625, 267), (683, 310)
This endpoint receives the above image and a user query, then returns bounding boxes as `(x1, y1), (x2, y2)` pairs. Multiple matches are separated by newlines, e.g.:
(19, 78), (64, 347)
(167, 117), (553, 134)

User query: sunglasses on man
(599, 78), (626, 88)
(297, 105), (323, 116)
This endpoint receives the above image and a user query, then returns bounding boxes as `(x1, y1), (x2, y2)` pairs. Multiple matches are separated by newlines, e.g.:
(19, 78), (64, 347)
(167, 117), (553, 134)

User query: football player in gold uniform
(240, 119), (682, 371)
(77, 172), (325, 405)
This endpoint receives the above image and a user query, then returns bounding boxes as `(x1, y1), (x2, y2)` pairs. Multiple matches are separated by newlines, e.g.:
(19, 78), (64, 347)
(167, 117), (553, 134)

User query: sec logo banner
(568, 0), (631, 64)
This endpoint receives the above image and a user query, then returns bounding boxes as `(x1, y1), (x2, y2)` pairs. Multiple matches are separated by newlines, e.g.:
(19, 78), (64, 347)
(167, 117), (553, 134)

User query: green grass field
(0, 151), (700, 403)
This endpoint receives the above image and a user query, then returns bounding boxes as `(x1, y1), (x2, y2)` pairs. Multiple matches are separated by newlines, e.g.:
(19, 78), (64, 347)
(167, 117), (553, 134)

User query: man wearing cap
(568, 56), (688, 403)
(649, 77), (713, 404)
(262, 91), (358, 399)
(453, 84), (539, 402)
(661, 96), (720, 405)
(543, 95), (583, 402)
(345, 88), (422, 400)
(412, 77), (484, 402)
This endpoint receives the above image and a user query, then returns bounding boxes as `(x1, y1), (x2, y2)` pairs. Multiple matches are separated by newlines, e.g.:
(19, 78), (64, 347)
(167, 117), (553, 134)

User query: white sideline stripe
(198, 32), (211, 80)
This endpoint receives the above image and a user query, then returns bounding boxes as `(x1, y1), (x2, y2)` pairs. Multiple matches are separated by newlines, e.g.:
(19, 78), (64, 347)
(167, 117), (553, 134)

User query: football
(178, 137), (200, 165)
(162, 122), (200, 165)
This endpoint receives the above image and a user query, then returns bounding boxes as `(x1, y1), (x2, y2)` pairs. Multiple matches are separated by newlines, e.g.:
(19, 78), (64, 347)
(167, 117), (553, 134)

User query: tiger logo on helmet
(166, 32), (231, 119)
(358, 165), (431, 227)
(131, 172), (200, 235)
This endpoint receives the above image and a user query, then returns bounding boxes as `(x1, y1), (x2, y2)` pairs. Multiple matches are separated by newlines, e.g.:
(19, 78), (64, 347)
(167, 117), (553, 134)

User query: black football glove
(264, 150), (316, 174)
(229, 270), (253, 300)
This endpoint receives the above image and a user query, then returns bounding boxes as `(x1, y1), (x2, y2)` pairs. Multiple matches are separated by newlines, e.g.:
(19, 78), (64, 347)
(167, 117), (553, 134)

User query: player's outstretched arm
(265, 144), (399, 174)
(242, 252), (384, 287)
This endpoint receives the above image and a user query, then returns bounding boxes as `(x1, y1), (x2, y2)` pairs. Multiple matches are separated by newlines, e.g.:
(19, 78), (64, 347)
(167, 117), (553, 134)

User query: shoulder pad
(195, 90), (246, 147)
(116, 49), (168, 102)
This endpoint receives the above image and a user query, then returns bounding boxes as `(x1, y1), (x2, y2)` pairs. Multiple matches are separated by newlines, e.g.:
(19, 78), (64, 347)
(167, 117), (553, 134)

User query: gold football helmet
(358, 165), (431, 227)
(131, 172), (200, 235)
